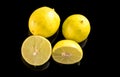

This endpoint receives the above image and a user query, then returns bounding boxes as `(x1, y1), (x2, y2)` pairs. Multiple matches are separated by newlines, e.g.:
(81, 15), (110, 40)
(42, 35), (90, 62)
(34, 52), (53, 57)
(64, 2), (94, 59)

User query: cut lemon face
(28, 6), (60, 38)
(21, 35), (52, 66)
(52, 40), (83, 64)
(62, 14), (91, 43)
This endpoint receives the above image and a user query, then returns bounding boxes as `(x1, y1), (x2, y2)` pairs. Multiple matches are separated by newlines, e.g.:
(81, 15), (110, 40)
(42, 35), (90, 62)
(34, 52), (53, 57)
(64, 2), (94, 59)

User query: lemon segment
(21, 35), (52, 66)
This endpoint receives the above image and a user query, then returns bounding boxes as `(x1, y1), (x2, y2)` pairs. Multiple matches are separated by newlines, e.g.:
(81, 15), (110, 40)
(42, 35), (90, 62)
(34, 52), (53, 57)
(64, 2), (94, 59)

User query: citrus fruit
(28, 6), (60, 38)
(52, 40), (83, 64)
(62, 14), (91, 43)
(21, 35), (52, 66)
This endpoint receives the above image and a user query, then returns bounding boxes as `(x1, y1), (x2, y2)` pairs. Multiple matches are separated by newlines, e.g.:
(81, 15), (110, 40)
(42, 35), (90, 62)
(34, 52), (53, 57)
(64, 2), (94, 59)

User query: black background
(4, 0), (99, 76)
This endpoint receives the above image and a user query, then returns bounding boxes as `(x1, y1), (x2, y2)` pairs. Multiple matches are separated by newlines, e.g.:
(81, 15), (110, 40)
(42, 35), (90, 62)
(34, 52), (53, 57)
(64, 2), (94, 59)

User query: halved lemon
(52, 40), (83, 64)
(21, 35), (52, 66)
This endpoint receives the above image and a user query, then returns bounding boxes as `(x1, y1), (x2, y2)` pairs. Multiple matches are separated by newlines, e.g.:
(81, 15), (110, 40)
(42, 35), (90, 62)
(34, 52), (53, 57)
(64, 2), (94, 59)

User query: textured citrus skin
(29, 6), (60, 38)
(62, 14), (91, 43)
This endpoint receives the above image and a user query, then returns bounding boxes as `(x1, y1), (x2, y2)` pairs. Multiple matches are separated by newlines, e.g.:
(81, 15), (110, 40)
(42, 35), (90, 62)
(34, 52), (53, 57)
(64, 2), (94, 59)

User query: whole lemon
(62, 14), (91, 43)
(28, 6), (60, 38)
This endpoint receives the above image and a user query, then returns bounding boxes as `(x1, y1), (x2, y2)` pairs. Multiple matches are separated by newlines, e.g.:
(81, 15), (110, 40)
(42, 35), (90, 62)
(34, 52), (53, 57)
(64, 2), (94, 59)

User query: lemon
(52, 40), (83, 64)
(62, 14), (91, 43)
(28, 6), (60, 38)
(21, 35), (52, 66)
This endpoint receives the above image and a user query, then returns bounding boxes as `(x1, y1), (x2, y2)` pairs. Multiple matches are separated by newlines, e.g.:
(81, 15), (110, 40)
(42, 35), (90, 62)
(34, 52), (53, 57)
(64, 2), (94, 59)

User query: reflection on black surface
(21, 56), (50, 71)
(79, 39), (88, 48)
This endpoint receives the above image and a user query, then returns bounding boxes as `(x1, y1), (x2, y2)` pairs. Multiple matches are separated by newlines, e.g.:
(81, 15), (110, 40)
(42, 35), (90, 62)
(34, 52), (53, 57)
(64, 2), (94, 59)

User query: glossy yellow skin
(62, 14), (91, 43)
(28, 6), (60, 38)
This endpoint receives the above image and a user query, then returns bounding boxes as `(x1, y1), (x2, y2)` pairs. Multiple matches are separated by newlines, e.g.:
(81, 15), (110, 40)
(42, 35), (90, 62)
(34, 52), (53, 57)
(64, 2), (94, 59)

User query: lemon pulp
(52, 40), (83, 64)
(21, 35), (52, 66)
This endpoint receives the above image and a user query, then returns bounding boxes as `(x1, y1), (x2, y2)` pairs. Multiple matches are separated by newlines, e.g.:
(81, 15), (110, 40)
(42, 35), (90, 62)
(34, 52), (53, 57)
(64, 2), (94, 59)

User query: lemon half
(21, 35), (52, 66)
(52, 40), (83, 64)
